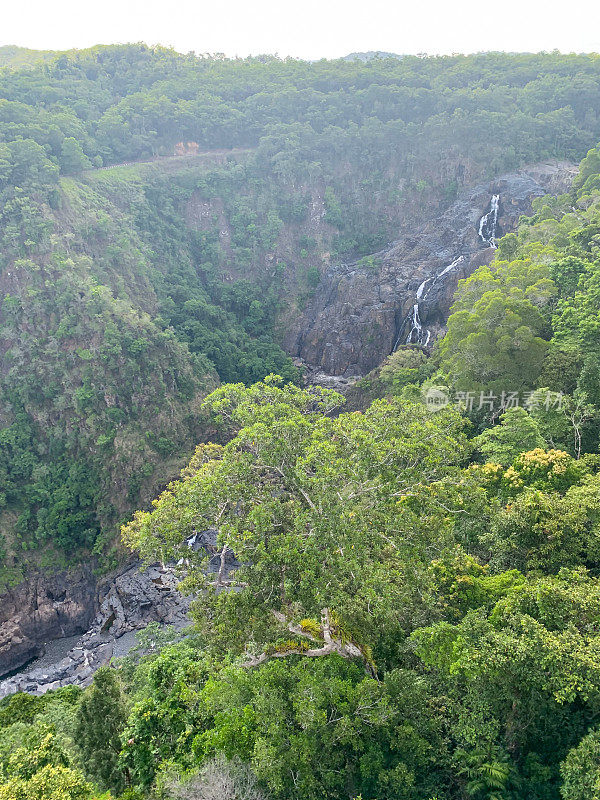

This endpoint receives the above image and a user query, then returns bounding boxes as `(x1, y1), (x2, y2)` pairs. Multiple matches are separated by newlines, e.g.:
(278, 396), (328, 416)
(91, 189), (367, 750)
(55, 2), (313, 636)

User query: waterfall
(396, 194), (499, 352)
(436, 255), (464, 280)
(396, 276), (430, 348)
(405, 303), (423, 345)
(394, 256), (464, 351)
(416, 276), (433, 300)
(478, 194), (500, 248)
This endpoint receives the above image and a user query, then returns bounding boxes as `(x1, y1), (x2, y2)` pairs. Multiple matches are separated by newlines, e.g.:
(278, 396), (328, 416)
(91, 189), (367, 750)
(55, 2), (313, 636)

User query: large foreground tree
(123, 376), (469, 671)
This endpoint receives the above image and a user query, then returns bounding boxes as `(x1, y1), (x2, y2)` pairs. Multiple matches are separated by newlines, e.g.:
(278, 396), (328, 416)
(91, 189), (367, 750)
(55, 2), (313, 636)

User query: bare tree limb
(239, 607), (373, 676)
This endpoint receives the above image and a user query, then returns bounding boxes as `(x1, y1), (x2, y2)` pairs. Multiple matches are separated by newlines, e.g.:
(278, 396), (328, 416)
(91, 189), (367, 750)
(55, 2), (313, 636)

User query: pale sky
(4, 0), (600, 60)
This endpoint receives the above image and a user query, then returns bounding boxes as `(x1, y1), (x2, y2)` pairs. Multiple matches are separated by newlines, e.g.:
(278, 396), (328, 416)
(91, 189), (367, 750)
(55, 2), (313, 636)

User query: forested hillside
(0, 47), (63, 69)
(2, 39), (600, 800)
(2, 45), (600, 576)
(2, 138), (600, 799)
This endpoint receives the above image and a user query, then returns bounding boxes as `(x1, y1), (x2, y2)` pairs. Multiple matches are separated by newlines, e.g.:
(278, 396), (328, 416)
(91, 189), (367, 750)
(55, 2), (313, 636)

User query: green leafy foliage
(474, 407), (546, 466)
(0, 724), (92, 800)
(74, 667), (127, 794)
(3, 46), (600, 563)
(6, 47), (600, 800)
(560, 727), (600, 800)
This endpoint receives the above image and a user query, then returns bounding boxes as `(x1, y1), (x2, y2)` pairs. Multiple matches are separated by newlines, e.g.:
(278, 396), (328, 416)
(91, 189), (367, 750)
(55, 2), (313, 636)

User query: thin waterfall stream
(394, 194), (500, 352)
(396, 256), (464, 350)
(478, 193), (500, 247)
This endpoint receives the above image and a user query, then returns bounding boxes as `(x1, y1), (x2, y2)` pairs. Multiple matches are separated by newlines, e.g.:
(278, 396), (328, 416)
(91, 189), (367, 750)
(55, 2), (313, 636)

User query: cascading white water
(416, 276), (433, 300)
(397, 256), (464, 349)
(436, 255), (464, 280)
(393, 195), (499, 353)
(478, 194), (500, 248)
(405, 303), (423, 345)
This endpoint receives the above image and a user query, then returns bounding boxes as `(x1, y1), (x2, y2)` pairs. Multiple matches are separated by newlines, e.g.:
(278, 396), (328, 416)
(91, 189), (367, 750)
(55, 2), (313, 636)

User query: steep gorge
(2, 47), (598, 701)
(0, 159), (578, 695)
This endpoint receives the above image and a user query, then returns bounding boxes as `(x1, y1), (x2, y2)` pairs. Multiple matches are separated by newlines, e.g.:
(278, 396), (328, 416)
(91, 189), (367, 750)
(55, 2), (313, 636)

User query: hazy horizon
(3, 0), (600, 61)
(3, 42), (600, 61)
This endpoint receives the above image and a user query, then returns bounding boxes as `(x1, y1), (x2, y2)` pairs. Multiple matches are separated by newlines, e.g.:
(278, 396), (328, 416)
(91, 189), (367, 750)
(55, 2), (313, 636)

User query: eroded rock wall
(0, 566), (97, 677)
(285, 161), (577, 378)
(0, 561), (191, 697)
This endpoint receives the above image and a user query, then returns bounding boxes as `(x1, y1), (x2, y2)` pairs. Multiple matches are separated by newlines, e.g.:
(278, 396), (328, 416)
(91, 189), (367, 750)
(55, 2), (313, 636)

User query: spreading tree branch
(240, 608), (376, 677)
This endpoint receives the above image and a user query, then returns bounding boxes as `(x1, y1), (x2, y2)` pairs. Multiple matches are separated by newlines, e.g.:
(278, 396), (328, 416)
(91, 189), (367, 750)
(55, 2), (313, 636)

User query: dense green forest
(0, 47), (64, 69)
(3, 137), (600, 799)
(3, 44), (600, 576)
(4, 45), (600, 798)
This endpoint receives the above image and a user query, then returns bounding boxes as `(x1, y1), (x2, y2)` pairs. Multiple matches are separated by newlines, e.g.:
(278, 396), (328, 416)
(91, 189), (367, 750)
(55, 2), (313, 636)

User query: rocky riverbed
(0, 529), (239, 698)
(0, 562), (191, 698)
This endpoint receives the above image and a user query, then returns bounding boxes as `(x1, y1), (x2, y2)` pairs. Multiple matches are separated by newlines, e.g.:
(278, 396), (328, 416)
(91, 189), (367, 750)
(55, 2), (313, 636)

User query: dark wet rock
(94, 562), (190, 638)
(186, 528), (239, 575)
(0, 566), (97, 677)
(0, 561), (192, 698)
(0, 530), (243, 699)
(285, 160), (577, 378)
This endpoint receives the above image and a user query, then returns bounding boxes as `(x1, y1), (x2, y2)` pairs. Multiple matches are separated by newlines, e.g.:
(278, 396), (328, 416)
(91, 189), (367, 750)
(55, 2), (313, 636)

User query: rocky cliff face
(0, 561), (191, 697)
(0, 567), (97, 677)
(0, 530), (238, 698)
(285, 161), (577, 379)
